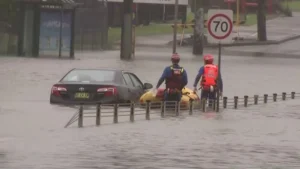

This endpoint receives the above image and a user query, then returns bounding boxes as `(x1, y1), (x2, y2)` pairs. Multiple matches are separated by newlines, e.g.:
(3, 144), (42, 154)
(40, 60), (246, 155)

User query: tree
(192, 0), (204, 55)
(257, 0), (267, 41)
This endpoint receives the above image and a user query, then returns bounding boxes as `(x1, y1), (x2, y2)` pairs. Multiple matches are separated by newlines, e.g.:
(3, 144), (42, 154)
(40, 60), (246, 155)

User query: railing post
(189, 99), (193, 115)
(130, 102), (135, 122)
(282, 92), (286, 101)
(212, 99), (216, 111)
(78, 105), (83, 128)
(146, 100), (150, 120)
(264, 94), (268, 103)
(244, 95), (248, 107)
(223, 97), (227, 108)
(291, 92), (295, 99)
(234, 96), (238, 109)
(113, 104), (118, 123)
(96, 104), (101, 126)
(273, 93), (277, 102)
(254, 95), (258, 105)
(201, 98), (206, 112)
(175, 101), (180, 116)
(161, 101), (165, 118)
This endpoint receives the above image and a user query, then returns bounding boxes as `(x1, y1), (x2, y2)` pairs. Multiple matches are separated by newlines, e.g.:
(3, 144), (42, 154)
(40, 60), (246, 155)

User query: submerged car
(50, 68), (153, 105)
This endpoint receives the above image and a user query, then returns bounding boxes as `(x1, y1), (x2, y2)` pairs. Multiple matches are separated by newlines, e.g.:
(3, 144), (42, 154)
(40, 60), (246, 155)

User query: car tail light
(51, 85), (67, 96)
(97, 87), (117, 96)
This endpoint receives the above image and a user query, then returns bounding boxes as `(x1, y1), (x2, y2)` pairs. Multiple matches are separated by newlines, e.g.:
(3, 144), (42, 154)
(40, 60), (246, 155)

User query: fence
(74, 3), (108, 51)
(64, 91), (299, 128)
(74, 0), (108, 50)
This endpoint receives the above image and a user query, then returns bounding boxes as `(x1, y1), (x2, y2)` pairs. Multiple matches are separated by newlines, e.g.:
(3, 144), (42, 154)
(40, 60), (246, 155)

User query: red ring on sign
(207, 13), (233, 40)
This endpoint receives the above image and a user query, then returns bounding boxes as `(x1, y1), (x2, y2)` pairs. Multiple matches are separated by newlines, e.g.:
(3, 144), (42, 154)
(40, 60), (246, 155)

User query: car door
(128, 73), (145, 100)
(122, 73), (136, 101)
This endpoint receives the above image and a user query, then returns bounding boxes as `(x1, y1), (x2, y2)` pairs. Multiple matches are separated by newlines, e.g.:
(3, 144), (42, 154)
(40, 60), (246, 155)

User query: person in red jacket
(193, 54), (223, 107)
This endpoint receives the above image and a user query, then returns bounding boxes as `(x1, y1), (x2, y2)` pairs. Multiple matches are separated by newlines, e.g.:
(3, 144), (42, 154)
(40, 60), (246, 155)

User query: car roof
(60, 68), (124, 83)
(70, 68), (127, 73)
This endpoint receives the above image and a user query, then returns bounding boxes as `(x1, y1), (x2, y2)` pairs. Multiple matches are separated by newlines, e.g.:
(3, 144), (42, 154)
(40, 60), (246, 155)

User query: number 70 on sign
(212, 20), (229, 32)
(207, 9), (233, 44)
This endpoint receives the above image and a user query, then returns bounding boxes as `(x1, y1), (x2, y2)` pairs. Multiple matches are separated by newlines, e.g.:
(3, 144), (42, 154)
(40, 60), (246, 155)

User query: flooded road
(0, 47), (300, 169)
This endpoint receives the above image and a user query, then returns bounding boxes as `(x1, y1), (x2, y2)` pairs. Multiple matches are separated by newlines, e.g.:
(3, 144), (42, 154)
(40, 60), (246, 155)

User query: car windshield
(61, 69), (116, 83)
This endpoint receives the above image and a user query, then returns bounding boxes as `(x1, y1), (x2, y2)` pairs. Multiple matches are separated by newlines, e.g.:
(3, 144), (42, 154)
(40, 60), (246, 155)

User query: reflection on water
(0, 49), (300, 169)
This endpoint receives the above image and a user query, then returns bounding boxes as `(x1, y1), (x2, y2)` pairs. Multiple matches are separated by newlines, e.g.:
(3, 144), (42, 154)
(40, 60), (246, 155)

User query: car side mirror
(143, 83), (153, 90)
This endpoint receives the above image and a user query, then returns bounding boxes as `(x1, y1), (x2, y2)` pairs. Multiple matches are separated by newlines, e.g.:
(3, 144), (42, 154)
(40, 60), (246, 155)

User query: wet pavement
(224, 37), (300, 58)
(1, 47), (300, 169)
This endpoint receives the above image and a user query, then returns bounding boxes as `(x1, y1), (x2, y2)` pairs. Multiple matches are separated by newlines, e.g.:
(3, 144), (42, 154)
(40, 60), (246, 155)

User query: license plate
(74, 92), (90, 99)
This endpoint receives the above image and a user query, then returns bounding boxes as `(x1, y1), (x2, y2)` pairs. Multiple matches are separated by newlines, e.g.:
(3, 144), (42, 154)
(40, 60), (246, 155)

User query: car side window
(123, 73), (134, 87)
(129, 73), (143, 88)
(122, 76), (126, 85)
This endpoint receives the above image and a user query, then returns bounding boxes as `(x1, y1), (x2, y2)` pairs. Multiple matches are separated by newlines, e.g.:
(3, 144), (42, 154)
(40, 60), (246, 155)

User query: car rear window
(61, 69), (116, 82)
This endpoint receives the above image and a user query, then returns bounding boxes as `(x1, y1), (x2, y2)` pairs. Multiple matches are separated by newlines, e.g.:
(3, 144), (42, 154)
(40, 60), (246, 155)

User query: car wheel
(50, 97), (55, 104)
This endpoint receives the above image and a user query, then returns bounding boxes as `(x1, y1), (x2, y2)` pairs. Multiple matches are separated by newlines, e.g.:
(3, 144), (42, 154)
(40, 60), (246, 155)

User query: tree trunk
(257, 0), (267, 41)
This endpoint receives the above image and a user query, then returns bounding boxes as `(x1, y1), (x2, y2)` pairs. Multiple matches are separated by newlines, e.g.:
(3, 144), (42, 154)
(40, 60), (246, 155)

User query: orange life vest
(200, 64), (218, 88)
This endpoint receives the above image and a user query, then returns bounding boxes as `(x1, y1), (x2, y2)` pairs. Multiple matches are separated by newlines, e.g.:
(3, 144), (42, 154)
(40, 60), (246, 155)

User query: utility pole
(236, 0), (240, 39)
(59, 5), (63, 58)
(172, 0), (179, 54)
(101, 0), (108, 50)
(120, 0), (133, 60)
(257, 0), (267, 41)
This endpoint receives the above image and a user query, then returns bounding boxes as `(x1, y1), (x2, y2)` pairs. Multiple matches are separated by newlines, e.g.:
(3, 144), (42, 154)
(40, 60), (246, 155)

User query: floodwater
(0, 47), (300, 169)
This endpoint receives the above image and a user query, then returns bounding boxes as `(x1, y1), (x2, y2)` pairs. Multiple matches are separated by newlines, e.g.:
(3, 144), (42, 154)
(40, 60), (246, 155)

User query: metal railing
(64, 91), (299, 128)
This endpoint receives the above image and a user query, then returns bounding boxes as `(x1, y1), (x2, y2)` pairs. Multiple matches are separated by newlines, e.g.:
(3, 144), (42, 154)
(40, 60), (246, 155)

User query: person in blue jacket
(193, 54), (223, 107)
(155, 53), (188, 102)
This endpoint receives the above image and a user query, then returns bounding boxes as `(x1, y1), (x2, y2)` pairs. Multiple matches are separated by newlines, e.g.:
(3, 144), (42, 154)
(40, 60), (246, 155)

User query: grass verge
(281, 0), (300, 12)
(243, 13), (281, 26)
(107, 23), (194, 48)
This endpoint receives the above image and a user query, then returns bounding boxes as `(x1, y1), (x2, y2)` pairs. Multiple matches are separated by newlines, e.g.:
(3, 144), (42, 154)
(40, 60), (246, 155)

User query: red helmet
(203, 54), (214, 64)
(171, 53), (180, 64)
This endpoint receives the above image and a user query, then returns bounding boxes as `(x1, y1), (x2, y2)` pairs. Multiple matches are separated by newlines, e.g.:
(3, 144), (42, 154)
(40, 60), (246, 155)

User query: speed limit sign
(207, 9), (233, 44)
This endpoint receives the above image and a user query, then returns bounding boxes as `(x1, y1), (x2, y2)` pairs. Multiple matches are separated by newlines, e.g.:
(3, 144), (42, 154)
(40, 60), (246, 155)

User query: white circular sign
(207, 13), (233, 40)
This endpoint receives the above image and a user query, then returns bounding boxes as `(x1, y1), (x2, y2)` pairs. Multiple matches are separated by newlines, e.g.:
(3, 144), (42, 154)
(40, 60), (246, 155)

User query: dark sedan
(50, 68), (153, 105)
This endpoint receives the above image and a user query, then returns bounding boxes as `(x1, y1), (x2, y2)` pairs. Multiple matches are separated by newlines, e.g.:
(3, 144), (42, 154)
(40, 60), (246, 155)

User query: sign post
(207, 9), (233, 112)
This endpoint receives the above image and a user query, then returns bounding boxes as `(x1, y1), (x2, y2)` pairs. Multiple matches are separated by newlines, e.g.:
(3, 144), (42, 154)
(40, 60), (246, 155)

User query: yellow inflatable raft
(139, 87), (200, 109)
